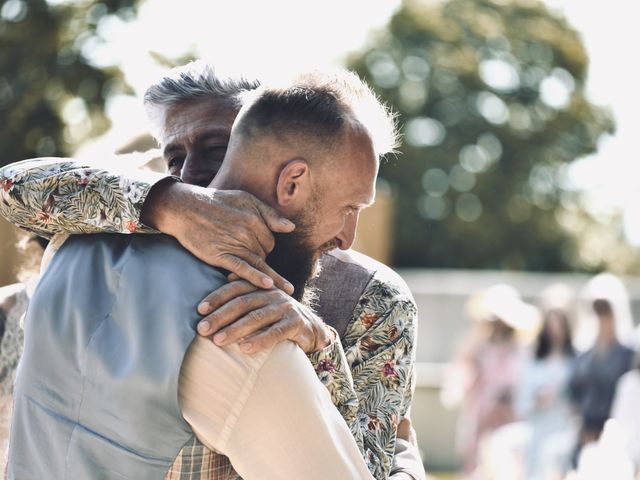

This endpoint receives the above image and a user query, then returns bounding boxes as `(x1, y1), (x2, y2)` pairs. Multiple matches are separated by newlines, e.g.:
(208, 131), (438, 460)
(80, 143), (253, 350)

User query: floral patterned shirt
(0, 157), (165, 237)
(0, 158), (422, 480)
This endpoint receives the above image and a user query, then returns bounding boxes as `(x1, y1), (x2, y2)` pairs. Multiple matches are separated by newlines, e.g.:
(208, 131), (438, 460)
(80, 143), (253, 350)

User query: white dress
(516, 353), (578, 480)
(611, 369), (640, 470)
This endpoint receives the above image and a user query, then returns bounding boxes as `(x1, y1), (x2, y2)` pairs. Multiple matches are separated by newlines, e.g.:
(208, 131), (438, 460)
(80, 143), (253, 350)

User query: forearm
(0, 157), (172, 237)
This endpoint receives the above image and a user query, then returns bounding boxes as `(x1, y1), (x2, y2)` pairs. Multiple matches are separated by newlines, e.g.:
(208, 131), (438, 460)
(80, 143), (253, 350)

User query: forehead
(323, 128), (378, 205)
(161, 97), (239, 146)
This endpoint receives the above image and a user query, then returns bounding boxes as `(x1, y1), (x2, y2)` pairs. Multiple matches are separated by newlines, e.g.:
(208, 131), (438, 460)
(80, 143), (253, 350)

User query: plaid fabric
(165, 437), (241, 480)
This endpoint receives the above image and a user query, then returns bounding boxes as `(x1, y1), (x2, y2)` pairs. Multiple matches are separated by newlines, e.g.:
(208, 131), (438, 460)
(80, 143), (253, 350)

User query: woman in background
(442, 284), (540, 479)
(517, 308), (578, 480)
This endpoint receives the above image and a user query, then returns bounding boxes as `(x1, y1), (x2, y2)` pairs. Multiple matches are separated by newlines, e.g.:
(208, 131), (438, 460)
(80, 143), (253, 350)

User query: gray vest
(8, 234), (227, 479)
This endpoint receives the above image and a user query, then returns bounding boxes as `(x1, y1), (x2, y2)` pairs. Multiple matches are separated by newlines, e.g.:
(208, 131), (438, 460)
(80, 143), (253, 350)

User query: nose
(181, 153), (221, 187)
(335, 213), (359, 250)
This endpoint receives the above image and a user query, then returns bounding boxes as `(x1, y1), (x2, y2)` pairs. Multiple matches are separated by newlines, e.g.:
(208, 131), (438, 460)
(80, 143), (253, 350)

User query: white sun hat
(466, 284), (542, 339)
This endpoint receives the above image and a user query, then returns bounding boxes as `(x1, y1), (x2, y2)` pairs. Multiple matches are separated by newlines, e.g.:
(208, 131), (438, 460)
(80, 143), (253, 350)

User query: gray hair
(143, 60), (260, 141)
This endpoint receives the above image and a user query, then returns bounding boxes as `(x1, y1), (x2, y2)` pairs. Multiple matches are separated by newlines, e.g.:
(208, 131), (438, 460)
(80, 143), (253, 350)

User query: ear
(276, 158), (311, 208)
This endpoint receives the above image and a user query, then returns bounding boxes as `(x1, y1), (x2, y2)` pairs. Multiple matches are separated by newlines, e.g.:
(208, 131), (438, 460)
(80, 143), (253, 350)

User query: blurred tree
(348, 0), (617, 272)
(0, 0), (140, 167)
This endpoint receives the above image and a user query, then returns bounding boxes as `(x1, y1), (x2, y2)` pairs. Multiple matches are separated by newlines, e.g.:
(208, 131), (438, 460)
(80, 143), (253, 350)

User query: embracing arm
(0, 157), (164, 237)
(0, 157), (294, 291)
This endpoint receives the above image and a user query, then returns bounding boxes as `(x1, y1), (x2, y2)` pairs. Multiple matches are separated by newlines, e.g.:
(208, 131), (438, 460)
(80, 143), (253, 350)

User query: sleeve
(0, 157), (176, 238)
(310, 277), (420, 480)
(389, 422), (427, 480)
(306, 326), (360, 428)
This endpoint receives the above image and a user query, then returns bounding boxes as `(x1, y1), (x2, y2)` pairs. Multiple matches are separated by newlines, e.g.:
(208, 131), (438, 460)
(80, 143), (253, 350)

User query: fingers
(254, 201), (295, 234)
(198, 280), (257, 316)
(197, 288), (277, 337)
(215, 303), (290, 348)
(214, 253), (272, 290)
(216, 252), (294, 295)
(261, 264), (294, 295)
(238, 314), (299, 354)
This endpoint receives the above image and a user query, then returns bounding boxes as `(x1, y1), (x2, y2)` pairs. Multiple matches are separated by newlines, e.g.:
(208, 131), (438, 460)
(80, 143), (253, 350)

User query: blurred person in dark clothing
(569, 298), (635, 464)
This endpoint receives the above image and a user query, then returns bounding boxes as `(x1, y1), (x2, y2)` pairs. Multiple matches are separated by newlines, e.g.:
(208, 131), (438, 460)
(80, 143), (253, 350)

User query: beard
(266, 212), (322, 305)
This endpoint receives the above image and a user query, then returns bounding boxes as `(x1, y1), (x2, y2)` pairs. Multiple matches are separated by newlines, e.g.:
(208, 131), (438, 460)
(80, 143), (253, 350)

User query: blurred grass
(428, 473), (461, 480)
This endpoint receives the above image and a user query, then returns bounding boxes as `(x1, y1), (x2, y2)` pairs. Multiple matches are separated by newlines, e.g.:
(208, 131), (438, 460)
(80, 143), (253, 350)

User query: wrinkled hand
(141, 180), (295, 294)
(196, 279), (332, 354)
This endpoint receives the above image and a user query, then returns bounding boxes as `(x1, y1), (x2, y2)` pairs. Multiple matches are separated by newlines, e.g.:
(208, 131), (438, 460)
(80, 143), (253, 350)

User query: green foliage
(348, 0), (616, 272)
(0, 0), (139, 167)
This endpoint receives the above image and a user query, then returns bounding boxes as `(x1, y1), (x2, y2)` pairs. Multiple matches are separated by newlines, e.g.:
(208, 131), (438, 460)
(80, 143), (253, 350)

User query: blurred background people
(516, 308), (578, 480)
(568, 296), (634, 465)
(573, 273), (636, 353)
(441, 284), (540, 479)
(567, 418), (636, 480)
(610, 350), (640, 475)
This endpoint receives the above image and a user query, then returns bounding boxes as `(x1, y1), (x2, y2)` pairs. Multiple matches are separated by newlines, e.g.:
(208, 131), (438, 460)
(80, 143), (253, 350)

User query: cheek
(309, 216), (345, 247)
(325, 213), (348, 236)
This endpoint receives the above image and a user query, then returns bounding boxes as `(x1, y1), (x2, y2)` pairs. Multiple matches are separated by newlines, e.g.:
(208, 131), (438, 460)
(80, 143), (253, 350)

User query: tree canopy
(348, 0), (618, 272)
(0, 0), (138, 166)
(2, 0), (632, 273)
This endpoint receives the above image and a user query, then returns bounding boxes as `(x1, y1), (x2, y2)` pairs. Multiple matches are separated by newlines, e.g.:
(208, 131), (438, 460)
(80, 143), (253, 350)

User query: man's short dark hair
(234, 69), (399, 158)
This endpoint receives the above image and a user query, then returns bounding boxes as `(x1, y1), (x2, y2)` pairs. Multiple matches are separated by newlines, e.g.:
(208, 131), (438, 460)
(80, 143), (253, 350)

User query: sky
(77, 0), (640, 243)
(541, 0), (640, 243)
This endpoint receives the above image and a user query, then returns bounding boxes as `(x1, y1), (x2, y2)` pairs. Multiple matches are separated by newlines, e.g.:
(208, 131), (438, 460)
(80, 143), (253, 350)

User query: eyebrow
(163, 127), (231, 157)
(163, 143), (184, 158)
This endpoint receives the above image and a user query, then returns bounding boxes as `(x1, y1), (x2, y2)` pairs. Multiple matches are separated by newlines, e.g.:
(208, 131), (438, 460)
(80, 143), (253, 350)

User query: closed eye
(201, 145), (228, 160)
(166, 156), (185, 176)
